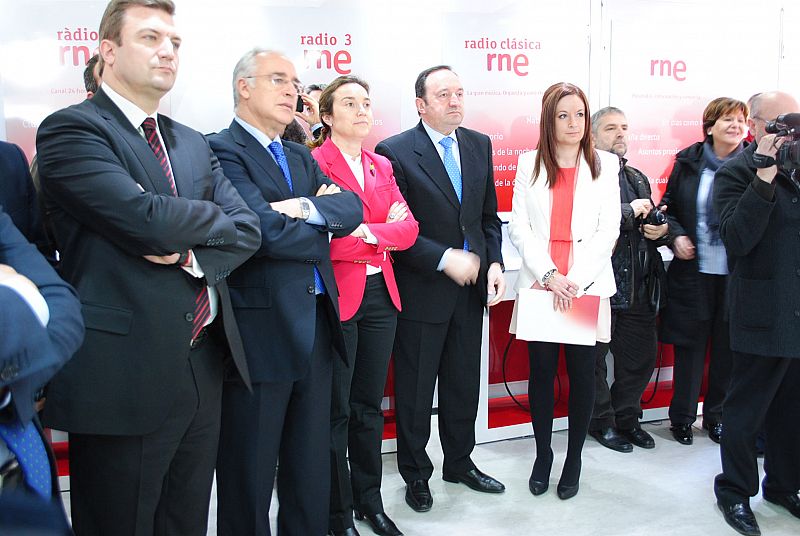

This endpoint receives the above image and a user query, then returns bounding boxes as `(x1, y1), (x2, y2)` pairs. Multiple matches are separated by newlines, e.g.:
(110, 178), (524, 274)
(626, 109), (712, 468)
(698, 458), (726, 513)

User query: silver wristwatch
(298, 197), (311, 220)
(542, 269), (557, 287)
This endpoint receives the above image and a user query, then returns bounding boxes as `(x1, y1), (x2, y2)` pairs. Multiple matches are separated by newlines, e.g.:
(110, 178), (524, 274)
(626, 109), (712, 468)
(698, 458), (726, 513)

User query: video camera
(764, 113), (800, 170)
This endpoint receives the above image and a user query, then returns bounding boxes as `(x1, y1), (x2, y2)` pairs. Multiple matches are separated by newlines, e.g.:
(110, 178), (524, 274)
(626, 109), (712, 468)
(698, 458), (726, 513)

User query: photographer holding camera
(660, 97), (748, 447)
(713, 91), (800, 536)
(587, 107), (668, 453)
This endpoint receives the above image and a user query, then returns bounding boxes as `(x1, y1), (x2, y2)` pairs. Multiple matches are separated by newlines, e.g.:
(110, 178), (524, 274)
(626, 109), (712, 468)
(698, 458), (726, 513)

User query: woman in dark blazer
(310, 75), (418, 536)
(508, 82), (620, 500)
(660, 97), (748, 446)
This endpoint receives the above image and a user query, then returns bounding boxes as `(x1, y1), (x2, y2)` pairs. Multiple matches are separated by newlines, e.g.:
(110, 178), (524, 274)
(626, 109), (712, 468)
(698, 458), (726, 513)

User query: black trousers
(669, 273), (731, 426)
(714, 354), (800, 506)
(69, 333), (224, 536)
(528, 342), (595, 485)
(393, 285), (482, 482)
(330, 275), (397, 532)
(591, 303), (658, 431)
(216, 301), (333, 536)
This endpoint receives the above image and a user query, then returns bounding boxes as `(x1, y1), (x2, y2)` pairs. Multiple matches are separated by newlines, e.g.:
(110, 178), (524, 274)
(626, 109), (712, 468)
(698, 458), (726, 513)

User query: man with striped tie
(34, 1), (260, 535)
(208, 49), (362, 536)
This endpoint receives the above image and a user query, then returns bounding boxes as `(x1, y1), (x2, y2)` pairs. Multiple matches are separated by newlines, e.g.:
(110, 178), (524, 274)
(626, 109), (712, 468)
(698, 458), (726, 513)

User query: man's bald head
(749, 91), (800, 142)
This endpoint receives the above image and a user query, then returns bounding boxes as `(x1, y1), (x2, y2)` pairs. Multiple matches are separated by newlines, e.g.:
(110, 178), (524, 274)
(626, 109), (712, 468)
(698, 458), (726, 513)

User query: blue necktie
(267, 141), (325, 294)
(438, 137), (469, 251)
(0, 419), (51, 499)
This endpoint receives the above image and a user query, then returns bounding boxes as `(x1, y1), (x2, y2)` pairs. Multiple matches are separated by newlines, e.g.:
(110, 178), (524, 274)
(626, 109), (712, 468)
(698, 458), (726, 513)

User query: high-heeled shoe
(556, 482), (579, 500)
(557, 458), (581, 500)
(528, 448), (553, 497)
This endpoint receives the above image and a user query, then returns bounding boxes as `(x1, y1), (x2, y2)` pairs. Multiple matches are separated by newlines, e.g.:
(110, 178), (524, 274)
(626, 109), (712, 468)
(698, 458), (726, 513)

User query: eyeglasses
(245, 74), (302, 93)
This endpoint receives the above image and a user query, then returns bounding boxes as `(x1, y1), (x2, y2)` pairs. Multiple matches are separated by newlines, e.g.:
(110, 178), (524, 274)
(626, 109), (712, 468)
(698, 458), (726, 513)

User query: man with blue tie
(208, 49), (362, 536)
(0, 207), (84, 533)
(375, 65), (506, 512)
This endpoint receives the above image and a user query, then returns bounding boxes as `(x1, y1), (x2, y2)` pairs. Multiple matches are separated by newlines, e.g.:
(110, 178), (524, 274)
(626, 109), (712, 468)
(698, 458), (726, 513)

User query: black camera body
(765, 113), (800, 170)
(641, 207), (667, 226)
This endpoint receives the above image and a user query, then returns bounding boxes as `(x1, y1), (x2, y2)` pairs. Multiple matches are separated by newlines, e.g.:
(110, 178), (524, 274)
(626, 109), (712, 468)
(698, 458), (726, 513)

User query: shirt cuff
(436, 248), (453, 272)
(181, 249), (204, 278)
(304, 198), (325, 225)
(361, 224), (378, 244)
(0, 279), (49, 326)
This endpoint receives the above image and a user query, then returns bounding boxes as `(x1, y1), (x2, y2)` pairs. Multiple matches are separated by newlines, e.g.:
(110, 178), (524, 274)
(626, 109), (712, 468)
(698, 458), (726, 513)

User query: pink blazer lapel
(319, 138), (365, 201)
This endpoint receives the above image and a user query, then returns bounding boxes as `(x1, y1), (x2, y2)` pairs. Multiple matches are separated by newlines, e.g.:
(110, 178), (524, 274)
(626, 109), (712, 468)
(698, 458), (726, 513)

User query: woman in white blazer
(508, 82), (620, 500)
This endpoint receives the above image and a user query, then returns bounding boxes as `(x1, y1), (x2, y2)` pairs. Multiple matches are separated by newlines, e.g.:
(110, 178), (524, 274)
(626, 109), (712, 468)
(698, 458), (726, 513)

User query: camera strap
(752, 152), (777, 169)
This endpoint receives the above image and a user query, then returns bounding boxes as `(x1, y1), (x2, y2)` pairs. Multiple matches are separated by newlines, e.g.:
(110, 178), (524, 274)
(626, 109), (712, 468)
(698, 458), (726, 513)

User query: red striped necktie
(141, 117), (210, 340)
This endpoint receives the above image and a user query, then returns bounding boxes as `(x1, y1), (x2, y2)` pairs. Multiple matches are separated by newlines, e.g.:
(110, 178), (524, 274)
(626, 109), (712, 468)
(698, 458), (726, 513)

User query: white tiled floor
(63, 419), (798, 535)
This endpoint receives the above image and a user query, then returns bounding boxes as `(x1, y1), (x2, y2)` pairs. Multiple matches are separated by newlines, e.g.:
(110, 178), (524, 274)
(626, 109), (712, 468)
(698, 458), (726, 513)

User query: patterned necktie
(141, 118), (210, 339)
(0, 420), (51, 498)
(142, 117), (177, 196)
(438, 137), (469, 251)
(267, 141), (326, 294)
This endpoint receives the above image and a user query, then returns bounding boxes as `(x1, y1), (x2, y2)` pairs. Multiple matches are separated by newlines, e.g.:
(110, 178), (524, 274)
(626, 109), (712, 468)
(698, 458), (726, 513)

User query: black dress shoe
(717, 502), (761, 536)
(763, 490), (800, 519)
(328, 528), (361, 536)
(703, 421), (723, 444)
(404, 480), (432, 512)
(556, 482), (579, 500)
(670, 423), (693, 445)
(589, 427), (633, 453)
(442, 468), (505, 493)
(354, 511), (403, 536)
(621, 427), (655, 449)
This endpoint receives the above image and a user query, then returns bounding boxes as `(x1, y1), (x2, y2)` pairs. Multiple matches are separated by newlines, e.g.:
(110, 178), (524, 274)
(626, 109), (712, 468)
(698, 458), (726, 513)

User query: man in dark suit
(208, 49), (362, 536)
(375, 65), (506, 512)
(35, 2), (260, 534)
(0, 141), (50, 256)
(713, 90), (800, 536)
(0, 208), (83, 534)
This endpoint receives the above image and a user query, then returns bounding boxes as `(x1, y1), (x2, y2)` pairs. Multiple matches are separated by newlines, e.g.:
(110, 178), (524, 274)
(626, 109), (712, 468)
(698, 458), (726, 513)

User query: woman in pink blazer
(310, 75), (418, 536)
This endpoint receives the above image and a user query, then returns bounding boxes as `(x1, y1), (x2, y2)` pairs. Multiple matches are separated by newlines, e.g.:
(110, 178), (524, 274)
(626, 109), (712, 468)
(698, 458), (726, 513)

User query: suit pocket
(229, 286), (271, 309)
(82, 302), (133, 335)
(735, 278), (776, 330)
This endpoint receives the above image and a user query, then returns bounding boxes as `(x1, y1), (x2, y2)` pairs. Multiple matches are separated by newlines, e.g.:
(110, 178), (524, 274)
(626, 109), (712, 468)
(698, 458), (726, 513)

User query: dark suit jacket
(1, 209), (83, 507)
(208, 120), (362, 382)
(35, 88), (261, 435)
(715, 143), (800, 358)
(375, 121), (503, 323)
(0, 210), (83, 425)
(0, 141), (49, 255)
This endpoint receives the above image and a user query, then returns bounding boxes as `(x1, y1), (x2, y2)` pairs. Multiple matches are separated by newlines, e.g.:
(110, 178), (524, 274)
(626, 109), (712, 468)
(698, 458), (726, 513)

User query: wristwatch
(299, 197), (311, 220)
(542, 269), (557, 287)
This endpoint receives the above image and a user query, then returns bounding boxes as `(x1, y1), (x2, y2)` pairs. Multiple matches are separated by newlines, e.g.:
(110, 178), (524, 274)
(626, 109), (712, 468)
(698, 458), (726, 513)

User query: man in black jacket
(713, 90), (800, 536)
(588, 107), (668, 453)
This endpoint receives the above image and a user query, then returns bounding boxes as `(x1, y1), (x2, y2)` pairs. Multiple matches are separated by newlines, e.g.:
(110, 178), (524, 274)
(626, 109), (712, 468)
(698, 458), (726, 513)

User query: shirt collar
(421, 120), (458, 147)
(102, 83), (156, 131)
(234, 116), (282, 150)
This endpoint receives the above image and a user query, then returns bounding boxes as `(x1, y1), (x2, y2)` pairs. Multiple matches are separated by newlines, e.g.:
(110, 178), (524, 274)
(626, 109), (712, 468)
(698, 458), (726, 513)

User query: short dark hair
(99, 0), (176, 45)
(83, 54), (103, 94)
(414, 65), (454, 100)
